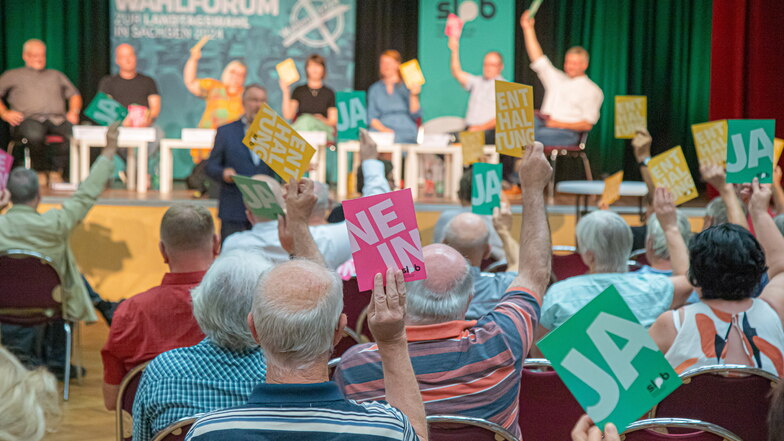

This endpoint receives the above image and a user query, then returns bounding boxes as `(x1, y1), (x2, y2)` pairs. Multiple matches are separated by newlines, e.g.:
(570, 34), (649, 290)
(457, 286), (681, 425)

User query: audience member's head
(305, 53), (327, 81)
(221, 60), (247, 89)
(646, 210), (692, 262)
(576, 210), (633, 273)
(0, 347), (60, 441)
(406, 244), (473, 325)
(564, 46), (589, 78)
(457, 170), (473, 206)
(245, 175), (284, 224)
(483, 51), (504, 79)
(114, 43), (137, 73)
(774, 214), (784, 236)
(242, 84), (267, 121)
(6, 168), (40, 208)
(379, 49), (402, 80)
(442, 212), (490, 266)
(159, 204), (218, 270)
(310, 181), (330, 224)
(688, 224), (767, 301)
(191, 250), (272, 352)
(769, 380), (784, 441)
(250, 259), (345, 370)
(22, 39), (46, 70)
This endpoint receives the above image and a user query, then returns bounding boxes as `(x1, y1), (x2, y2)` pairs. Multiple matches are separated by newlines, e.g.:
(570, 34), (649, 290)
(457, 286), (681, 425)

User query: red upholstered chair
(543, 131), (591, 199)
(151, 416), (199, 441)
(631, 248), (650, 267)
(331, 327), (361, 359)
(115, 361), (150, 441)
(0, 249), (77, 400)
(649, 365), (781, 441)
(342, 277), (373, 342)
(519, 358), (584, 441)
(551, 246), (589, 282)
(622, 418), (742, 441)
(427, 415), (517, 441)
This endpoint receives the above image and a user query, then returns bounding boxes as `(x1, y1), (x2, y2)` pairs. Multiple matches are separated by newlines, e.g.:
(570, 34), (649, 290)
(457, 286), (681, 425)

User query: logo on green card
(727, 119), (775, 184)
(471, 163), (501, 215)
(337, 91), (367, 142)
(84, 92), (128, 126)
(537, 285), (681, 432)
(233, 175), (285, 220)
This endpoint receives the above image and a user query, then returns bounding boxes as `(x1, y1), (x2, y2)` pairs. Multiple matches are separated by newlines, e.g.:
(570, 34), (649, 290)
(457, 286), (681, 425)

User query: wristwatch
(638, 157), (651, 168)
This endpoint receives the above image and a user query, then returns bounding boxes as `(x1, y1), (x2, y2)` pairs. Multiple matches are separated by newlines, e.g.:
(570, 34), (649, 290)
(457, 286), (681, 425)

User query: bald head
(442, 213), (490, 265)
(406, 244), (473, 325)
(251, 260), (343, 368)
(115, 44), (137, 74)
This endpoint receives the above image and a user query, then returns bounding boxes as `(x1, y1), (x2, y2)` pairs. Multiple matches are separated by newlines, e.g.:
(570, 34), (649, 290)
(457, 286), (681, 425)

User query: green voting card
(727, 119), (775, 184)
(537, 285), (681, 432)
(471, 163), (502, 215)
(84, 92), (128, 126)
(529, 0), (545, 17)
(337, 91), (367, 142)
(233, 175), (285, 220)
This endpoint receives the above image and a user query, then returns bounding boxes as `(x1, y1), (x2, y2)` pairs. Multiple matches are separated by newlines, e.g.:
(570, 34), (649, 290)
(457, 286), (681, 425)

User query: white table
(74, 126), (156, 193)
(556, 180), (648, 220)
(336, 141), (403, 200)
(405, 144), (464, 201)
(299, 130), (328, 184)
(159, 129), (216, 194)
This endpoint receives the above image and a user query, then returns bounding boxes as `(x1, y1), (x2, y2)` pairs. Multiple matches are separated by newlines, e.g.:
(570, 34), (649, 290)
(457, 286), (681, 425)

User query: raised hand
(630, 129), (652, 162)
(519, 141), (552, 194)
(653, 187), (677, 228)
(367, 267), (407, 344)
(749, 177), (773, 215)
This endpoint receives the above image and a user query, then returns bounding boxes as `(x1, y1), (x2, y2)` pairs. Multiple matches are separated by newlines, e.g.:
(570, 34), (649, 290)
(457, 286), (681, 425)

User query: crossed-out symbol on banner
(282, 0), (350, 53)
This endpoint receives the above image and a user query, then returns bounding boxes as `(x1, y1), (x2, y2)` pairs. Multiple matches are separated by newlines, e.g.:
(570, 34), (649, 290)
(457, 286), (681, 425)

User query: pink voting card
(0, 149), (13, 191)
(343, 188), (428, 291)
(444, 13), (464, 38)
(127, 105), (148, 127)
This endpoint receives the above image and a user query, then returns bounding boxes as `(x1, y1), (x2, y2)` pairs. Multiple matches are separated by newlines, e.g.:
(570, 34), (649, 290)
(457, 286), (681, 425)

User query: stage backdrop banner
(417, 0), (515, 122)
(110, 0), (356, 178)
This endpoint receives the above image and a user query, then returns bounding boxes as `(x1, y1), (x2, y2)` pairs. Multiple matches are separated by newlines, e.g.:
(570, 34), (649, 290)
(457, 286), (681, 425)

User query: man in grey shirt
(0, 39), (82, 174)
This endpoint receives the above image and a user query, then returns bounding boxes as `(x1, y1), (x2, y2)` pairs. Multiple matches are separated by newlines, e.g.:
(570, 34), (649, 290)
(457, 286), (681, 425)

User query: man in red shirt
(101, 204), (219, 410)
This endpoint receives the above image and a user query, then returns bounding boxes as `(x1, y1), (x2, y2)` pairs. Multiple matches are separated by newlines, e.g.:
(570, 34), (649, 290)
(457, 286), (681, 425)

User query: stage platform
(37, 184), (710, 303)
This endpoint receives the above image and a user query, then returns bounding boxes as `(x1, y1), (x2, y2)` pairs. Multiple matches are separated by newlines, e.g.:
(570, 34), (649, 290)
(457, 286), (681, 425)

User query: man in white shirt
(520, 11), (604, 146)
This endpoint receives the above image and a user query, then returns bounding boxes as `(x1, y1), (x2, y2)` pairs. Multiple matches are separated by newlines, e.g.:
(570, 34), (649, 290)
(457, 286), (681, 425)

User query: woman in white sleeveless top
(650, 182), (784, 377)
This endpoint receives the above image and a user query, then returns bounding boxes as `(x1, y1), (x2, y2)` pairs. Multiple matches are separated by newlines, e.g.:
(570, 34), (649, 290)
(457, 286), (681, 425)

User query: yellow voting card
(600, 171), (624, 207)
(460, 130), (485, 166)
(400, 59), (425, 90)
(648, 146), (698, 206)
(495, 81), (534, 158)
(276, 58), (300, 86)
(691, 120), (727, 167)
(615, 96), (647, 139)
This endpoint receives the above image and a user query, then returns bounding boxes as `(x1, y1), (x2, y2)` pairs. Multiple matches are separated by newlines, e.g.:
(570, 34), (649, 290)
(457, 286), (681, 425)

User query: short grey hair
(646, 211), (692, 260)
(406, 260), (473, 325)
(160, 204), (214, 251)
(311, 181), (330, 220)
(252, 260), (343, 369)
(576, 210), (633, 273)
(191, 250), (272, 352)
(23, 39), (45, 53)
(442, 216), (490, 256)
(775, 214), (784, 236)
(7, 168), (39, 205)
(705, 197), (728, 226)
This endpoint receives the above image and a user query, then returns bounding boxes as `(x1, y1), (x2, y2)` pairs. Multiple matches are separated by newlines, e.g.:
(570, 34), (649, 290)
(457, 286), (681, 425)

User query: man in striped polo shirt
(185, 178), (428, 441)
(334, 142), (553, 439)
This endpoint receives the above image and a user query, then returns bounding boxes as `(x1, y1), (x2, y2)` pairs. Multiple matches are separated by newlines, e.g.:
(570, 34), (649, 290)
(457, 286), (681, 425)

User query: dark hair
(688, 224), (767, 301)
(306, 54), (327, 79)
(242, 83), (267, 101)
(7, 167), (39, 205)
(458, 167), (473, 203)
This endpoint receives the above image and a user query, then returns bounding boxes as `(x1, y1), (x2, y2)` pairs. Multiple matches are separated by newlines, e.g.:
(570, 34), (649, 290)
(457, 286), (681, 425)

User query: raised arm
(280, 80), (298, 121)
(407, 83), (421, 116)
(631, 129), (655, 205)
(278, 178), (326, 266)
(773, 166), (784, 215)
(750, 179), (784, 319)
(147, 94), (161, 125)
(183, 47), (204, 97)
(493, 204), (520, 272)
(520, 11), (545, 63)
(447, 37), (470, 88)
(701, 164), (749, 229)
(512, 142), (553, 299)
(653, 187), (694, 308)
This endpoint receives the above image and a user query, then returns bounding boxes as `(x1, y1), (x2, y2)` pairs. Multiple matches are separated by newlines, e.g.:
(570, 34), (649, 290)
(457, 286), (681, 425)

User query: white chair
(298, 130), (328, 183)
(158, 129), (216, 194)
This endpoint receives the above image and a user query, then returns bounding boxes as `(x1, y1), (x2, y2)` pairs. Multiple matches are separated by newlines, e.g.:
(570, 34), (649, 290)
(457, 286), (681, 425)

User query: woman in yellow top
(183, 45), (247, 162)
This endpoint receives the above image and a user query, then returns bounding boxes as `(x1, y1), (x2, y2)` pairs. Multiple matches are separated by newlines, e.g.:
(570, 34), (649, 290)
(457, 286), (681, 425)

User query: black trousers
(12, 118), (72, 174)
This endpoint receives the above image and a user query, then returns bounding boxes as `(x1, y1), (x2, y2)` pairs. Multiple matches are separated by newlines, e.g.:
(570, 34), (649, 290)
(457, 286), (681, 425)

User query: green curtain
(519, 0), (712, 180)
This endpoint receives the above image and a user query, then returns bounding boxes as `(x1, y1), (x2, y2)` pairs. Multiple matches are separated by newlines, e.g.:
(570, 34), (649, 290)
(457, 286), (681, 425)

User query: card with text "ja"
(472, 163), (502, 215)
(84, 92), (128, 126)
(648, 146), (698, 206)
(343, 188), (427, 291)
(232, 175), (284, 220)
(495, 81), (534, 158)
(727, 119), (775, 184)
(691, 120), (727, 167)
(337, 91), (367, 142)
(0, 149), (13, 191)
(243, 103), (316, 182)
(614, 96), (646, 139)
(538, 285), (681, 433)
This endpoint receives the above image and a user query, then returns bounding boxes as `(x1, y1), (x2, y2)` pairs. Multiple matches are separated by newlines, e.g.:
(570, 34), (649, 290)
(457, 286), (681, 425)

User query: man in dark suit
(206, 84), (276, 242)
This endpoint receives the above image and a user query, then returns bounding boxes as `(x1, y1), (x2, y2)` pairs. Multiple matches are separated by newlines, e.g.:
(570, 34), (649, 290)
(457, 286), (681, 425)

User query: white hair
(406, 260), (474, 325)
(705, 197), (728, 226)
(442, 216), (490, 256)
(0, 347), (60, 441)
(576, 211), (633, 273)
(22, 39), (45, 53)
(311, 181), (330, 221)
(646, 211), (692, 260)
(191, 250), (272, 351)
(252, 260), (343, 369)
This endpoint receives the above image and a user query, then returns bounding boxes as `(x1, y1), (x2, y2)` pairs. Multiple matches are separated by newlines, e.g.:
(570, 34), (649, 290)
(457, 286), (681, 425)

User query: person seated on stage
(101, 204), (220, 410)
(520, 11), (604, 146)
(650, 180), (784, 377)
(205, 84), (275, 242)
(334, 143), (552, 439)
(441, 211), (520, 319)
(367, 50), (421, 144)
(99, 44), (160, 127)
(447, 36), (505, 144)
(636, 210), (693, 277)
(540, 189), (694, 339)
(0, 39), (82, 178)
(280, 54), (337, 131)
(132, 249), (271, 441)
(0, 124), (120, 377)
(308, 181), (352, 270)
(0, 346), (60, 441)
(185, 179), (427, 441)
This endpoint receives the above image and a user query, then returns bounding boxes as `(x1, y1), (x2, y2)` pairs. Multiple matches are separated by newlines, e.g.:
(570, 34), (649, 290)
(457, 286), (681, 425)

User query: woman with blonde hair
(367, 49), (421, 143)
(0, 346), (60, 441)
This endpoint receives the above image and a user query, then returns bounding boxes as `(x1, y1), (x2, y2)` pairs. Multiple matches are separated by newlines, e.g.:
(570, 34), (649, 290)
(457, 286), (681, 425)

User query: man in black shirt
(97, 44), (160, 127)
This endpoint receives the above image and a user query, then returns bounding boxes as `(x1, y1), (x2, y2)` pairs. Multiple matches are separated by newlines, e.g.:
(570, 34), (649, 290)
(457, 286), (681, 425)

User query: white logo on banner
(280, 0), (350, 52)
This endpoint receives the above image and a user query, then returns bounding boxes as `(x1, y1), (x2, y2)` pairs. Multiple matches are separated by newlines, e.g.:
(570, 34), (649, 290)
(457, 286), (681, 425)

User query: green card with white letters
(726, 119), (775, 184)
(84, 92), (128, 126)
(233, 175), (284, 220)
(336, 91), (367, 142)
(537, 285), (681, 432)
(471, 163), (502, 215)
